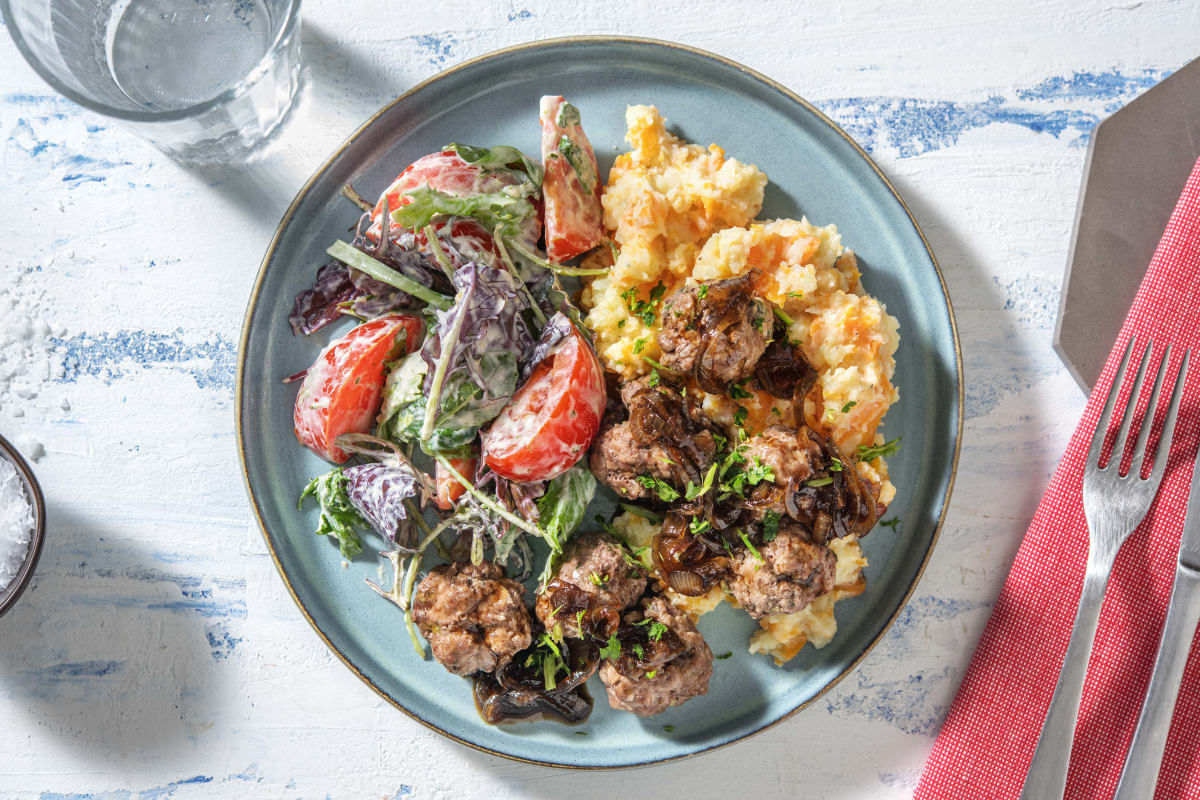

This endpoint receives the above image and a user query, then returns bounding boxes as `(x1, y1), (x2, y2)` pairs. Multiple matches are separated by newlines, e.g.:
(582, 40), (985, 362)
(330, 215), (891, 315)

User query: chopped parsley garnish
(576, 609), (586, 630)
(648, 368), (660, 387)
(733, 406), (748, 427)
(841, 400), (857, 413)
(588, 571), (609, 586)
(617, 319), (626, 329)
(697, 284), (709, 299)
(599, 634), (622, 660)
(806, 476), (834, 488)
(643, 355), (667, 371)
(663, 725), (675, 732)
(713, 432), (727, 450)
(770, 406), (782, 416)
(715, 651), (733, 659)
(619, 502), (665, 523)
(729, 380), (753, 400)
(830, 457), (844, 472)
(635, 618), (669, 641)
(621, 281), (668, 326)
(684, 463), (718, 500)
(529, 632), (570, 690)
(633, 643), (645, 660)
(739, 529), (763, 563)
(879, 517), (901, 531)
(715, 442), (775, 499)
(575, 731), (588, 736)
(773, 306), (794, 326)
(645, 670), (657, 679)
(633, 337), (648, 354)
(636, 474), (681, 502)
(858, 436), (902, 461)
(761, 510), (782, 542)
(689, 517), (712, 536)
(786, 291), (805, 298)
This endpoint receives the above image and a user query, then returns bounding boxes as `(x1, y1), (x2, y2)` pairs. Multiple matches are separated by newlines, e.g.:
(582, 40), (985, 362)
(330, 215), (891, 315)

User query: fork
(1020, 339), (1189, 800)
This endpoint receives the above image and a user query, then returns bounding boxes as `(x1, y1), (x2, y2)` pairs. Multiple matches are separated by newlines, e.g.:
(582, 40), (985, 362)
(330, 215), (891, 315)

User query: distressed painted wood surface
(2, 1), (1197, 796)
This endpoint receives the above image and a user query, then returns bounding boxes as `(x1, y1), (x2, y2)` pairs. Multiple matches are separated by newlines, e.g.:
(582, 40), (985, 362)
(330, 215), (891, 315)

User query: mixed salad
(288, 96), (618, 720)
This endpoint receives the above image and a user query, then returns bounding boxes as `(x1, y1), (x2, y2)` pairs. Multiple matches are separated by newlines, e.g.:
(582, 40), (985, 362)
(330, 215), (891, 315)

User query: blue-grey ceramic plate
(237, 36), (962, 769)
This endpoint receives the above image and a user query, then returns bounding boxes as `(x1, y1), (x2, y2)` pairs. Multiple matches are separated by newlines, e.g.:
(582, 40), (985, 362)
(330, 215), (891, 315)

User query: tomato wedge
(366, 149), (540, 246)
(540, 96), (604, 262)
(482, 326), (606, 482)
(435, 455), (477, 510)
(293, 315), (423, 463)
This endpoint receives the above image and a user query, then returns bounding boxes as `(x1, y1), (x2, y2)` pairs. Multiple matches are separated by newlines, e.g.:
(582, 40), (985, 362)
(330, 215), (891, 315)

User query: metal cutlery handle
(1113, 566), (1200, 800)
(1020, 551), (1116, 800)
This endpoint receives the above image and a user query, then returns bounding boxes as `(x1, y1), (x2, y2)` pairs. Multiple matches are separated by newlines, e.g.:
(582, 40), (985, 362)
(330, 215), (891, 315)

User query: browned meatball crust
(745, 425), (822, 487)
(656, 278), (770, 389)
(588, 379), (716, 502)
(412, 561), (532, 676)
(599, 596), (713, 716)
(536, 531), (648, 638)
(726, 523), (837, 618)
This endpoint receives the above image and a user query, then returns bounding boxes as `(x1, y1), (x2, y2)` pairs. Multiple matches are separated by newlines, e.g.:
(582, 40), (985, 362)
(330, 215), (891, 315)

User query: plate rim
(235, 34), (964, 770)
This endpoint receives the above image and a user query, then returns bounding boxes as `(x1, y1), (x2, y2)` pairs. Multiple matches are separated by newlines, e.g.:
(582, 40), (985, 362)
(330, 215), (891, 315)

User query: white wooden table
(2, 1), (1196, 796)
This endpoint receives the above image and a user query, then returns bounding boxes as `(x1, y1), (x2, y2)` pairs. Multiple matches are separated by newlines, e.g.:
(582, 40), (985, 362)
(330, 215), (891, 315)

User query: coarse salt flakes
(0, 457), (35, 594)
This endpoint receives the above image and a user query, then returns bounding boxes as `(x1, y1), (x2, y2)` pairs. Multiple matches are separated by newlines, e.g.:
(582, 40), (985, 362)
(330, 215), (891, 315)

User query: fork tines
(1090, 338), (1189, 483)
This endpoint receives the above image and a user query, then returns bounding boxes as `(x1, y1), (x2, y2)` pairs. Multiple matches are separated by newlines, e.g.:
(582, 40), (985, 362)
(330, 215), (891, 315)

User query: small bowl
(0, 433), (46, 619)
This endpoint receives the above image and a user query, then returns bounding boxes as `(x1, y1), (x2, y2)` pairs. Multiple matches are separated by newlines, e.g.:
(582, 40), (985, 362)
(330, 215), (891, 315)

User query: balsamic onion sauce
(471, 637), (599, 725)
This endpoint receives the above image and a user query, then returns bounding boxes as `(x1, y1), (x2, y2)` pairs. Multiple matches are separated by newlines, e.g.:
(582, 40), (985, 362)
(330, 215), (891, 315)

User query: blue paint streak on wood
(42, 660), (125, 679)
(39, 775), (213, 800)
(53, 330), (237, 392)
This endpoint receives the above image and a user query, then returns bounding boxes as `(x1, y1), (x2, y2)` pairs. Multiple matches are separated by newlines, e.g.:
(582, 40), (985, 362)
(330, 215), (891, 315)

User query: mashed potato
(585, 105), (899, 664)
(580, 105), (767, 376)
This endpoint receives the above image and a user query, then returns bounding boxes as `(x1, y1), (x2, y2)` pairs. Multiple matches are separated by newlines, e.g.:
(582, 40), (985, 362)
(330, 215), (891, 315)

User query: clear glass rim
(0, 0), (302, 123)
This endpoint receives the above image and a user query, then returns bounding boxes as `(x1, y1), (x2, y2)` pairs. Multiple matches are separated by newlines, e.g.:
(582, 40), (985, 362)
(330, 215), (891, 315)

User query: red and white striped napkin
(916, 156), (1200, 799)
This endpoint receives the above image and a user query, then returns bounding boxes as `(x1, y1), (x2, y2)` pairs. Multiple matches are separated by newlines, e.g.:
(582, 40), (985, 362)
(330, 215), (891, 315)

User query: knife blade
(1054, 56), (1200, 392)
(1180, 447), (1200, 572)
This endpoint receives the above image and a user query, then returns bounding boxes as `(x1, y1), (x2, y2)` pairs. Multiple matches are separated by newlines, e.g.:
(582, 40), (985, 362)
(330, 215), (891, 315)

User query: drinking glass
(1, 0), (302, 163)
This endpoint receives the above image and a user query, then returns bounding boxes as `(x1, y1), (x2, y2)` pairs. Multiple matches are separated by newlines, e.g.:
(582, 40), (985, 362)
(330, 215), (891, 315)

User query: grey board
(1054, 56), (1200, 392)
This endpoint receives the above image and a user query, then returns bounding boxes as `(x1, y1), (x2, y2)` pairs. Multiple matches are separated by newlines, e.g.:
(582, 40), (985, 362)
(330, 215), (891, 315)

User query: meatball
(745, 425), (822, 487)
(656, 276), (770, 391)
(726, 522), (836, 618)
(536, 531), (648, 638)
(412, 561), (532, 676)
(589, 421), (680, 501)
(589, 379), (716, 502)
(599, 596), (713, 716)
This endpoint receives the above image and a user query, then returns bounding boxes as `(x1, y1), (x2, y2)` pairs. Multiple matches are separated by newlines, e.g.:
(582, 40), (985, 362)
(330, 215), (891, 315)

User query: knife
(1113, 452), (1200, 800)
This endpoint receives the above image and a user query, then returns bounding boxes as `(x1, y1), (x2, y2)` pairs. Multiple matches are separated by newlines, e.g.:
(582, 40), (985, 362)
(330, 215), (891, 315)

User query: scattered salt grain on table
(0, 458), (35, 593)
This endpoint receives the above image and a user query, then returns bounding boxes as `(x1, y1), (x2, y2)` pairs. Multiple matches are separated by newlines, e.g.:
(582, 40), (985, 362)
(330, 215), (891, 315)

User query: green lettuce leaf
(535, 465), (597, 586)
(298, 468), (365, 558)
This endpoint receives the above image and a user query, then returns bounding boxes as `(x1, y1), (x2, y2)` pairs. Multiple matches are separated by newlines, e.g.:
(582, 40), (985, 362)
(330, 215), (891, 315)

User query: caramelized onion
(544, 578), (622, 639)
(474, 637), (599, 725)
(782, 429), (879, 541)
(611, 616), (688, 677)
(652, 512), (730, 596)
(626, 381), (714, 490)
(755, 318), (818, 402)
(692, 272), (761, 394)
(666, 570), (704, 595)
